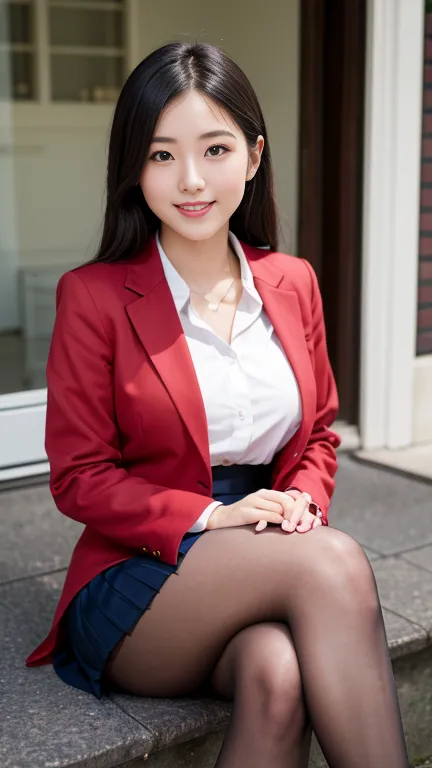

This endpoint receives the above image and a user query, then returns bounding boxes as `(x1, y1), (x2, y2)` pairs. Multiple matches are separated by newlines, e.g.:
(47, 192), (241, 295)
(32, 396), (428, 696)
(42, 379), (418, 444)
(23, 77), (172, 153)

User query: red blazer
(26, 233), (340, 667)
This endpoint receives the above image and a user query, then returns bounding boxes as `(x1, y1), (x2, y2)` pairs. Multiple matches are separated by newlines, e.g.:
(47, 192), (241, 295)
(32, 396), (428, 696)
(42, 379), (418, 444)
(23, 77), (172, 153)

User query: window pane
(50, 7), (123, 48)
(0, 2), (32, 45)
(51, 53), (122, 101)
(0, 51), (35, 100)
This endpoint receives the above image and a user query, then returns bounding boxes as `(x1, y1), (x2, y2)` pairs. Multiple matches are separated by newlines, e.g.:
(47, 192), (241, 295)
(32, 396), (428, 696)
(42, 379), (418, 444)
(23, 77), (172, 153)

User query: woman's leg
(105, 525), (410, 768)
(208, 622), (312, 768)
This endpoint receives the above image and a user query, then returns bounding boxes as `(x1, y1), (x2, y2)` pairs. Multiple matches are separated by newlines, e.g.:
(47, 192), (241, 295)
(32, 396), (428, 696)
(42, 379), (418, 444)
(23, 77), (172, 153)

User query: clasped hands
(255, 489), (322, 534)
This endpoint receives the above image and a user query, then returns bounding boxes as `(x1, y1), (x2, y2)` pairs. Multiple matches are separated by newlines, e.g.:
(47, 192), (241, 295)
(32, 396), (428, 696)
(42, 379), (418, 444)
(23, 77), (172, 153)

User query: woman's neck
(159, 224), (241, 290)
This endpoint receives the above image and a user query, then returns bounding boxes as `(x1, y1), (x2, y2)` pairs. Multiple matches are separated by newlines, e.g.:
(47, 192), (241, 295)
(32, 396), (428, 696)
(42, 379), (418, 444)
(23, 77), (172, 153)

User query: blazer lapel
(124, 236), (211, 481)
(243, 243), (317, 441)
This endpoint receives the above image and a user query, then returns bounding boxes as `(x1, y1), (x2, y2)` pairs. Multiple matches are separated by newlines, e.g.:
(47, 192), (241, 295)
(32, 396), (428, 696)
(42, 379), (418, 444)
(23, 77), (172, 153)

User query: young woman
(27, 42), (410, 768)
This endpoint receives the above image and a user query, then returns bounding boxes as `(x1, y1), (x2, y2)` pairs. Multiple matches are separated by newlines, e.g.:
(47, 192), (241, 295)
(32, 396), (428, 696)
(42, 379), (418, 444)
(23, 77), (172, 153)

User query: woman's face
(140, 89), (264, 242)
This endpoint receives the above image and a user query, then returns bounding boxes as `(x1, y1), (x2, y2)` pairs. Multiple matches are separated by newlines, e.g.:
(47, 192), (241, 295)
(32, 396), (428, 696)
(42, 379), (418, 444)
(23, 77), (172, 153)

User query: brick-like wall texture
(418, 10), (432, 354)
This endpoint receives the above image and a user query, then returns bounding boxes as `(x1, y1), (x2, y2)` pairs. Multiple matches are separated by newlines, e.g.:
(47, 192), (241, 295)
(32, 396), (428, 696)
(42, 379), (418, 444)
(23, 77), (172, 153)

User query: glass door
(0, 0), (133, 481)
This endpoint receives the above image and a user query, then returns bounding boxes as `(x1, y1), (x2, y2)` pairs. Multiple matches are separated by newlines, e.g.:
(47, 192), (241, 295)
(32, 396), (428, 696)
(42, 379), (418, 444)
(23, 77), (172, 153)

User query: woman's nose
(178, 161), (205, 193)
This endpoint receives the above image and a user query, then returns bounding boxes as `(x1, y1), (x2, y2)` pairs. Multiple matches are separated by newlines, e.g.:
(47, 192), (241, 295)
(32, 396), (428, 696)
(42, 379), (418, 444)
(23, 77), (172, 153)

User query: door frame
(359, 0), (424, 450)
(298, 0), (366, 425)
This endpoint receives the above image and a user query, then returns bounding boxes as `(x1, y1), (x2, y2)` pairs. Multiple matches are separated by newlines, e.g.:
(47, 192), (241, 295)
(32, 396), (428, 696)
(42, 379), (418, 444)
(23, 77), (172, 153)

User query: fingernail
(282, 521), (294, 532)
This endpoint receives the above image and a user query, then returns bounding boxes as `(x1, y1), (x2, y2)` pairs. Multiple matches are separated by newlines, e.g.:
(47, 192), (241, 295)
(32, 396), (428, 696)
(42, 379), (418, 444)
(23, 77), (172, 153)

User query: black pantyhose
(105, 525), (410, 768)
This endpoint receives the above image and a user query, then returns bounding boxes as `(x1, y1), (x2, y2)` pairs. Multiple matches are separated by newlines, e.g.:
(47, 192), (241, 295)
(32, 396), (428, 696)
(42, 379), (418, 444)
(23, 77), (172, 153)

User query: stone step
(1, 454), (432, 767)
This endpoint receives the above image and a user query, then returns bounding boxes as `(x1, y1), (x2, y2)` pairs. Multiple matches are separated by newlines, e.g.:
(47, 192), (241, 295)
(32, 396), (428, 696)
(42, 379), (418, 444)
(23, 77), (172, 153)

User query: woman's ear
(246, 134), (265, 180)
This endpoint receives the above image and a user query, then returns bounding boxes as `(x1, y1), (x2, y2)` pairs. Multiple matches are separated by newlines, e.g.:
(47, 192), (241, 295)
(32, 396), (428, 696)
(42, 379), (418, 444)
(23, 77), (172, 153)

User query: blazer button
(293, 452), (299, 458)
(142, 546), (149, 553)
(152, 550), (161, 558)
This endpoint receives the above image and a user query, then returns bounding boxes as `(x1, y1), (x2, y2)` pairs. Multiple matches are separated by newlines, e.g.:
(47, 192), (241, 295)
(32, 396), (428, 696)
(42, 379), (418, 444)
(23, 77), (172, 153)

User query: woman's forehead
(153, 91), (240, 139)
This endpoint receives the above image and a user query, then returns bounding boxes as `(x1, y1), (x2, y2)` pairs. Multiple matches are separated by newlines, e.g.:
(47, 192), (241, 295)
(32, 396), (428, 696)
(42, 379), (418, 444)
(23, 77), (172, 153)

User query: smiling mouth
(175, 202), (215, 211)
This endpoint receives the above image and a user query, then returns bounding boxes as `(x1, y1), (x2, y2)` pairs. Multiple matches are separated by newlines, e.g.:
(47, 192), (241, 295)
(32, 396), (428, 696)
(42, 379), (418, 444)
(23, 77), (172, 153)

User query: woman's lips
(174, 202), (215, 218)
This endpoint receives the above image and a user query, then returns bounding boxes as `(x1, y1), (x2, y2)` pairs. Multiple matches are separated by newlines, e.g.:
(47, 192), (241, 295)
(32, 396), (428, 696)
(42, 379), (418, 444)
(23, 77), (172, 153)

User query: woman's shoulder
(55, 257), (141, 314)
(59, 259), (129, 292)
(245, 242), (316, 294)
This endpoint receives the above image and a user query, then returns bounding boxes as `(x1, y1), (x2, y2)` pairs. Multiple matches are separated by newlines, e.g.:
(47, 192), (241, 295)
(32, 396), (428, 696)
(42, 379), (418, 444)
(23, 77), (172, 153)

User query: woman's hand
(256, 489), (322, 534)
(206, 489), (294, 531)
(281, 489), (322, 533)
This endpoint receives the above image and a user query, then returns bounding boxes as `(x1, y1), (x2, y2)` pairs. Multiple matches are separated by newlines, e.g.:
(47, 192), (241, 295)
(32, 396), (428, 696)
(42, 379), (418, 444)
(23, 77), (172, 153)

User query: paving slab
(0, 664), (150, 768)
(0, 570), (67, 672)
(401, 544), (432, 575)
(363, 546), (382, 562)
(112, 694), (231, 754)
(381, 608), (429, 659)
(392, 647), (432, 763)
(372, 556), (432, 633)
(0, 575), (153, 768)
(356, 442), (432, 482)
(0, 483), (82, 584)
(329, 454), (432, 556)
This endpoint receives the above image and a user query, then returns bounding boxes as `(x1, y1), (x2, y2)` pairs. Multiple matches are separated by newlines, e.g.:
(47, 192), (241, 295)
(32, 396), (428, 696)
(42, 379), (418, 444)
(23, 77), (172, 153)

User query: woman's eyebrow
(150, 130), (237, 144)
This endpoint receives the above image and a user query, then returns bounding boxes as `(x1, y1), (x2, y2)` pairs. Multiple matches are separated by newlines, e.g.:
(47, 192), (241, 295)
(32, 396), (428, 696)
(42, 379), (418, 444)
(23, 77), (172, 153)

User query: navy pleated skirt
(53, 464), (272, 698)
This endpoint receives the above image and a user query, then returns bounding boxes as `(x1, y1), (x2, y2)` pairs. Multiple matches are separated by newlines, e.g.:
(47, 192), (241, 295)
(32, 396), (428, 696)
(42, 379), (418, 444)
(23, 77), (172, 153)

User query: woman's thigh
(105, 524), (368, 697)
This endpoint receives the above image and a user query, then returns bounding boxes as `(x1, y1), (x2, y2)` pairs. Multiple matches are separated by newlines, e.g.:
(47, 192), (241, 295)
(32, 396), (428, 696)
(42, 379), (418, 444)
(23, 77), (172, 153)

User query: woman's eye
(150, 150), (173, 162)
(149, 145), (229, 162)
(206, 144), (229, 157)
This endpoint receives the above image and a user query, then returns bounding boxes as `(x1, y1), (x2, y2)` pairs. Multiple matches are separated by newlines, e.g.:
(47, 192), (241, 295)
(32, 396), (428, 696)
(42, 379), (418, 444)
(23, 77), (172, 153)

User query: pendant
(207, 302), (218, 311)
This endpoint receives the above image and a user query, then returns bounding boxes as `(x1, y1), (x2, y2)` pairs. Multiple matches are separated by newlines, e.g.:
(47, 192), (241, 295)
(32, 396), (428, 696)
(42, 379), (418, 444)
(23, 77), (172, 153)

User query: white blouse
(156, 230), (302, 533)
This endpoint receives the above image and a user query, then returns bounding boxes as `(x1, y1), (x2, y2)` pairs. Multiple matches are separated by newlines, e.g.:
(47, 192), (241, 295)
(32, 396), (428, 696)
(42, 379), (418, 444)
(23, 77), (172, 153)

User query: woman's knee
(234, 623), (307, 737)
(310, 528), (380, 612)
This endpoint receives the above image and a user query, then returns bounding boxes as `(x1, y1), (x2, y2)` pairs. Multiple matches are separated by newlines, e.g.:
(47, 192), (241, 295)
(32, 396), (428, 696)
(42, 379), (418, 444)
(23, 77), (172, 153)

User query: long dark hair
(93, 41), (280, 263)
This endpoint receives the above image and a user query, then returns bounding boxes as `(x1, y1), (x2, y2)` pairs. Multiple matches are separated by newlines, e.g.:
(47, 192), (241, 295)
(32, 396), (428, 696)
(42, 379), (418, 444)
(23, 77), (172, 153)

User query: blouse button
(153, 550), (161, 558)
(222, 458), (231, 466)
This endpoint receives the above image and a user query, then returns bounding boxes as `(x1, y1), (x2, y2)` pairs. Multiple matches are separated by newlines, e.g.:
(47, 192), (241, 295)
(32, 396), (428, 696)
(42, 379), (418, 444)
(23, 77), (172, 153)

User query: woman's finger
(296, 511), (322, 533)
(250, 493), (286, 516)
(255, 520), (267, 532)
(243, 507), (284, 526)
(255, 489), (295, 519)
(283, 493), (311, 532)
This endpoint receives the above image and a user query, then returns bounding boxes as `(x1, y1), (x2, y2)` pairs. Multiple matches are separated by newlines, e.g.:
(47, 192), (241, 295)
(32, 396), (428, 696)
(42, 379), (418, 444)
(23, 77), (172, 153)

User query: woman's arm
(46, 271), (214, 564)
(271, 259), (341, 520)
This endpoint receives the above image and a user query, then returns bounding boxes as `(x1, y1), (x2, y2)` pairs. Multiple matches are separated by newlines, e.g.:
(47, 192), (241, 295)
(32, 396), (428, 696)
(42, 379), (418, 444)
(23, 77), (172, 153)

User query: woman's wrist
(206, 504), (224, 530)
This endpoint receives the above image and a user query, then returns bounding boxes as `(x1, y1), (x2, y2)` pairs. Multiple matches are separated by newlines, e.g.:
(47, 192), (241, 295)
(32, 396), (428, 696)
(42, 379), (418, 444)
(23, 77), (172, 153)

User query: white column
(360, 0), (424, 450)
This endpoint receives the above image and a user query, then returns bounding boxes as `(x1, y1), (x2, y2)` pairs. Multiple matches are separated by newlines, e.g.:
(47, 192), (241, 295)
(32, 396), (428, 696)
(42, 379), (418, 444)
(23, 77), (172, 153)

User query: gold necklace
(190, 277), (237, 312)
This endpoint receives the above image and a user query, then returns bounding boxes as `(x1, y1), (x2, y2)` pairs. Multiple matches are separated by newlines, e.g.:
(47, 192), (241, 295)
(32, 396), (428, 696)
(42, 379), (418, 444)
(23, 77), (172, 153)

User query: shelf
(50, 45), (124, 56)
(49, 1), (123, 10)
(0, 0), (33, 46)
(0, 43), (34, 52)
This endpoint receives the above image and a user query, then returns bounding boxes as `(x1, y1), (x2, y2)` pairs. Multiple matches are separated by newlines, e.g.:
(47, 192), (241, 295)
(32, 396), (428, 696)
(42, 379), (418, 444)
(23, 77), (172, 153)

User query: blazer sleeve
(45, 271), (214, 563)
(272, 259), (341, 519)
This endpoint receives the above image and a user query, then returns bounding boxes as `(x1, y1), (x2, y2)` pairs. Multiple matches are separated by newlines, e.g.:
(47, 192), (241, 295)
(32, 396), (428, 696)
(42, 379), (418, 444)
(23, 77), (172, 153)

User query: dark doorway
(298, 0), (366, 424)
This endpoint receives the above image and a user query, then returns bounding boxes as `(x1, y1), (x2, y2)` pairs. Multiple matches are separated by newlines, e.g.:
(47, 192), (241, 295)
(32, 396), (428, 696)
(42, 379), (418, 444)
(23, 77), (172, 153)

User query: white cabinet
(0, 0), (138, 103)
